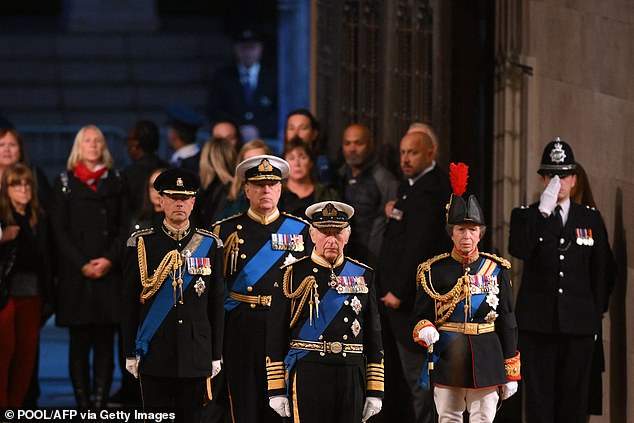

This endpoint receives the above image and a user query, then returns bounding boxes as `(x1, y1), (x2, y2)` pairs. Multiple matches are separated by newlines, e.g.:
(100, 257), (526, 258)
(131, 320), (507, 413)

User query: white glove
(362, 397), (382, 421)
(211, 360), (221, 378)
(501, 381), (518, 400)
(269, 395), (291, 417)
(125, 357), (138, 379)
(538, 175), (560, 216)
(417, 326), (440, 346)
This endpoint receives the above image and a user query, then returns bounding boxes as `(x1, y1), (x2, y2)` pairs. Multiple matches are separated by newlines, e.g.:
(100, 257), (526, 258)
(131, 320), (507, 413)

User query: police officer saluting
(212, 155), (311, 423)
(509, 139), (609, 423)
(412, 163), (520, 422)
(121, 169), (224, 422)
(266, 201), (384, 422)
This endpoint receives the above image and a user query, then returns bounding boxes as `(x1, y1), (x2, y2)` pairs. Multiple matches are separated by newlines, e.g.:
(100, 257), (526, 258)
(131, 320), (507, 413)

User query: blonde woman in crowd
(51, 125), (129, 408)
(195, 137), (237, 227)
(220, 139), (271, 218)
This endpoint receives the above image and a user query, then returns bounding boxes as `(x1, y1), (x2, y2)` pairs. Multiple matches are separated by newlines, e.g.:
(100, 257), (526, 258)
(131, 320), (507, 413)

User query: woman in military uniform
(412, 164), (520, 422)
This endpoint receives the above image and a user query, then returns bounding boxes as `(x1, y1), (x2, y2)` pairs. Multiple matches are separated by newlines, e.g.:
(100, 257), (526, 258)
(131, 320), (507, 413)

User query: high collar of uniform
(311, 249), (345, 268)
(247, 207), (280, 225)
(451, 247), (479, 265)
(162, 219), (191, 241)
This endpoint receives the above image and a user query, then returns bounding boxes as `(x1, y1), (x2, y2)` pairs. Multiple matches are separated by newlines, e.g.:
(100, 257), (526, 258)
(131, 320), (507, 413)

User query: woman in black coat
(51, 125), (129, 408)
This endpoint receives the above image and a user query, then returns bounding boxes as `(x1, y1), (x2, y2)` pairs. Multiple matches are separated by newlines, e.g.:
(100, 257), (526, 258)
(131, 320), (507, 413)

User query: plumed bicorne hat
(446, 162), (485, 226)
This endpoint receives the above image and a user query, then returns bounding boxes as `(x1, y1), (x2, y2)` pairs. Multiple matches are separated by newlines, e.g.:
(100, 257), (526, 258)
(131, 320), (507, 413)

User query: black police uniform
(266, 249), (384, 423)
(213, 210), (311, 423)
(121, 169), (224, 423)
(508, 139), (609, 423)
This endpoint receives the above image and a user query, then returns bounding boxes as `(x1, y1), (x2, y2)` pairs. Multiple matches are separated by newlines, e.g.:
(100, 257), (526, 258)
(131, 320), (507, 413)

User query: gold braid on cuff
(504, 351), (521, 381)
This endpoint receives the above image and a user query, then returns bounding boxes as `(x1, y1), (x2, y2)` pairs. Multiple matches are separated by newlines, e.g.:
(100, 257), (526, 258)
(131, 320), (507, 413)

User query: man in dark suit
(509, 138), (609, 423)
(212, 155), (312, 423)
(378, 130), (451, 422)
(207, 28), (277, 140)
(166, 104), (204, 173)
(121, 169), (224, 423)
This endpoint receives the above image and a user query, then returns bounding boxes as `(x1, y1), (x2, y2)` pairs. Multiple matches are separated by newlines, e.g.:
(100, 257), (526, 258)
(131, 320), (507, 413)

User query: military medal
(576, 228), (594, 246)
(194, 277), (206, 297)
(187, 257), (212, 275)
(271, 233), (305, 252)
(334, 275), (368, 294)
(350, 296), (362, 315)
(351, 319), (361, 337)
(329, 267), (338, 287)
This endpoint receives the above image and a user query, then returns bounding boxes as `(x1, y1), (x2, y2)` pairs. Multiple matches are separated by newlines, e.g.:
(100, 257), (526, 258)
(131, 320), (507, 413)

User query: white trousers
(434, 385), (499, 423)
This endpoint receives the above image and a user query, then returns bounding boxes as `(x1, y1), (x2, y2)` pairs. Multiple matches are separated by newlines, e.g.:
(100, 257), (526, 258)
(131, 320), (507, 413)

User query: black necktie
(554, 205), (563, 231)
(241, 70), (254, 105)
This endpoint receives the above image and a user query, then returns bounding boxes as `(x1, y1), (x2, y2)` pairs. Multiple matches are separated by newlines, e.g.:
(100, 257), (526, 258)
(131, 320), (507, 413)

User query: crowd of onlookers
(0, 108), (431, 412)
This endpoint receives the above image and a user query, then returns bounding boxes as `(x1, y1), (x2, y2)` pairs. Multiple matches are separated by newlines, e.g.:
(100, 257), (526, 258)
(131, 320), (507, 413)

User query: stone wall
(524, 1), (634, 421)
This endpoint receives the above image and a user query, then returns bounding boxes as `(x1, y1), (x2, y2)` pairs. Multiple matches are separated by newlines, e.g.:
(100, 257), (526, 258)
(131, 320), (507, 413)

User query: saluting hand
(538, 175), (560, 217)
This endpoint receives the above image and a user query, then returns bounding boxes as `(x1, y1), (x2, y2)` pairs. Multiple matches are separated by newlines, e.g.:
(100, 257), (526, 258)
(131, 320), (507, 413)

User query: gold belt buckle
(464, 323), (479, 335)
(330, 342), (343, 354)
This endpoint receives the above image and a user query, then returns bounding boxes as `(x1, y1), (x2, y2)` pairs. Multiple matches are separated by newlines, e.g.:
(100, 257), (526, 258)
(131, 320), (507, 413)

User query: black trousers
(141, 375), (203, 423)
(290, 361), (364, 423)
(519, 331), (594, 423)
(224, 307), (279, 423)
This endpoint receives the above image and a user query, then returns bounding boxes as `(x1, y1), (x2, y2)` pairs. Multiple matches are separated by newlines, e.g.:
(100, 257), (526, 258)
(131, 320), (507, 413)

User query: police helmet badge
(549, 139), (567, 164)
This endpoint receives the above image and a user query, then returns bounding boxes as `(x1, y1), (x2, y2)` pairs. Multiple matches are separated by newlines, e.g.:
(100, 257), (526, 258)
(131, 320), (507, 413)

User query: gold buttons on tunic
(250, 304), (256, 309)
(237, 224), (243, 230)
(343, 317), (349, 323)
(239, 239), (244, 244)
(313, 268), (318, 273)
(241, 254), (247, 259)
(343, 335), (348, 340)
(247, 286), (253, 292)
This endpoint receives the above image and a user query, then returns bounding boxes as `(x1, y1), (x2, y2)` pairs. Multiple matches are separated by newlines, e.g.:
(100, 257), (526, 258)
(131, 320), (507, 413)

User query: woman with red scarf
(51, 125), (129, 408)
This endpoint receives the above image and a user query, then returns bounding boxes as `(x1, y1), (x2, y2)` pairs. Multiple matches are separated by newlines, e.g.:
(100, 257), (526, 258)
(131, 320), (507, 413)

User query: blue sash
(135, 236), (214, 358)
(418, 259), (501, 390)
(224, 217), (306, 311)
(283, 260), (364, 391)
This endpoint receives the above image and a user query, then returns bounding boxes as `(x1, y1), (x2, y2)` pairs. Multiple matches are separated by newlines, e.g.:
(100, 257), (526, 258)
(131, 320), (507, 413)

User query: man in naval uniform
(509, 139), (609, 423)
(212, 155), (312, 423)
(412, 172), (520, 422)
(266, 201), (384, 423)
(121, 169), (224, 423)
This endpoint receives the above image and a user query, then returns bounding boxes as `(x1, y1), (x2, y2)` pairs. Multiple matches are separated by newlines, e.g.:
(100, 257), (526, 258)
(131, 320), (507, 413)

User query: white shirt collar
(170, 143), (200, 163)
(408, 161), (435, 186)
(238, 63), (260, 86)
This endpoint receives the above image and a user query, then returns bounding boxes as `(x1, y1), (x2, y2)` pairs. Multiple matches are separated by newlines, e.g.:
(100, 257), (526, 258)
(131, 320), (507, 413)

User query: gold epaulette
(126, 228), (155, 247)
(280, 255), (308, 269)
(345, 256), (373, 271)
(195, 228), (224, 248)
(281, 211), (310, 226)
(479, 252), (511, 269)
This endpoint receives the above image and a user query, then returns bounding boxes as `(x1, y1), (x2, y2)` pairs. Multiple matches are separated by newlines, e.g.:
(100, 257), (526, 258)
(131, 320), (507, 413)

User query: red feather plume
(449, 162), (469, 196)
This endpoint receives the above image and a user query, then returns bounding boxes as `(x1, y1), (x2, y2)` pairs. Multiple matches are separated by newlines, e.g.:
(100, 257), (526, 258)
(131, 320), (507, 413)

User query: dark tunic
(508, 201), (609, 423)
(412, 252), (517, 388)
(212, 210), (311, 423)
(121, 225), (224, 378)
(266, 253), (384, 422)
(52, 170), (129, 326)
